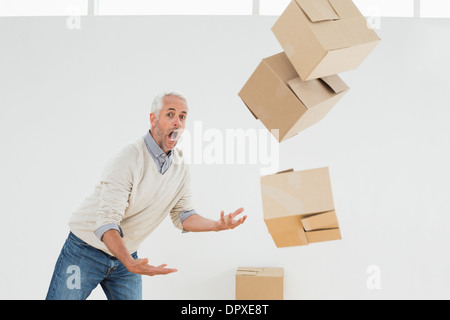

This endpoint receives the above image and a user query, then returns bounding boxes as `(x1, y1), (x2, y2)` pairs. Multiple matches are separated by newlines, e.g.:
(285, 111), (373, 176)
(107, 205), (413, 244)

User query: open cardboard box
(236, 267), (284, 300)
(238, 52), (349, 142)
(260, 167), (341, 247)
(272, 0), (381, 80)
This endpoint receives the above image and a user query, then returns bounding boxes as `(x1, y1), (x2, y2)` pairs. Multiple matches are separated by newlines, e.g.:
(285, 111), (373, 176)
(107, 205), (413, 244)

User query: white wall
(0, 15), (449, 300)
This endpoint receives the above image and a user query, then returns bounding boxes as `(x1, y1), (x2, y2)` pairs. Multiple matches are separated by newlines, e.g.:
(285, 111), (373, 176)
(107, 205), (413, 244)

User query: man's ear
(150, 113), (157, 128)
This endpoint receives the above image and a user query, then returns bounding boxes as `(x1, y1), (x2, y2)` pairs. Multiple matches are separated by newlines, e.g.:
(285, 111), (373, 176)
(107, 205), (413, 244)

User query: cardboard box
(260, 167), (341, 247)
(238, 52), (349, 142)
(236, 267), (284, 300)
(272, 0), (381, 80)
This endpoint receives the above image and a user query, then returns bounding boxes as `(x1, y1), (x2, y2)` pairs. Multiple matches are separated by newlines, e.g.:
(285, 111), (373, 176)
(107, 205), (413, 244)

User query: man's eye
(168, 113), (173, 117)
(180, 115), (186, 120)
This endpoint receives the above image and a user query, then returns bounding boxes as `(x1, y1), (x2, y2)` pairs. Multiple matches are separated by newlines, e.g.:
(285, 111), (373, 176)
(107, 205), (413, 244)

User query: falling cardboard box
(238, 52), (349, 142)
(272, 0), (381, 81)
(236, 267), (284, 300)
(260, 167), (341, 248)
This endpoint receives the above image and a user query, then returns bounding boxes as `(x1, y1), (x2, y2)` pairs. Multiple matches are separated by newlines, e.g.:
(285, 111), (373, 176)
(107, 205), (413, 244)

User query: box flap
(264, 214), (303, 233)
(236, 267), (284, 277)
(320, 75), (349, 94)
(236, 267), (264, 276)
(301, 210), (339, 231)
(262, 267), (284, 277)
(286, 77), (331, 109)
(287, 77), (321, 109)
(305, 228), (341, 243)
(295, 0), (340, 22)
(276, 168), (294, 175)
(287, 74), (348, 109)
(236, 269), (259, 277)
(269, 228), (309, 247)
(328, 0), (364, 19)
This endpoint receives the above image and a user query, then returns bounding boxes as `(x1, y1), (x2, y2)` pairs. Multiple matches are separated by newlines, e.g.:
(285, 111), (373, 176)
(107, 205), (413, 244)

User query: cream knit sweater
(69, 137), (193, 256)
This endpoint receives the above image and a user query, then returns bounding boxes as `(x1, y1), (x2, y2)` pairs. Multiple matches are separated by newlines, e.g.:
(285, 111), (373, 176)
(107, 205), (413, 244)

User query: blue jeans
(46, 232), (142, 300)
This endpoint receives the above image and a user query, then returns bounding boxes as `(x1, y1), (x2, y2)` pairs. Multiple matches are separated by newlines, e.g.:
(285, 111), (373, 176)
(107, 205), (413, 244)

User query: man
(46, 92), (247, 300)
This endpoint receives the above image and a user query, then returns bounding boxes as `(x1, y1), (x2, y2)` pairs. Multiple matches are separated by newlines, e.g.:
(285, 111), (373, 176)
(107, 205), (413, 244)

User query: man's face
(150, 95), (188, 154)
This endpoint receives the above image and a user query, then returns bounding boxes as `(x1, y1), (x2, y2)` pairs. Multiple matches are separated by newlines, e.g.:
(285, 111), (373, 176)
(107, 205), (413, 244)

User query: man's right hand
(102, 229), (177, 277)
(125, 258), (178, 276)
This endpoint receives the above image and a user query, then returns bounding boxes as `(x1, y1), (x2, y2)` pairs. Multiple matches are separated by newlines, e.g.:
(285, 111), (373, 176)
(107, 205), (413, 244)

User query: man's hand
(181, 207), (247, 232)
(215, 207), (247, 231)
(102, 229), (177, 277)
(125, 258), (178, 277)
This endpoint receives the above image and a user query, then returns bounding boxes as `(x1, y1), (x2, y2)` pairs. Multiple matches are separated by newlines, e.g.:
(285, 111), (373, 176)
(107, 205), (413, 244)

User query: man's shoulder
(109, 138), (145, 163)
(124, 137), (146, 155)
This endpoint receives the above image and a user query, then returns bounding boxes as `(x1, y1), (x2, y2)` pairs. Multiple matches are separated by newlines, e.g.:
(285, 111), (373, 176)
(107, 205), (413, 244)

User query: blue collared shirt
(143, 130), (174, 175)
(94, 131), (197, 241)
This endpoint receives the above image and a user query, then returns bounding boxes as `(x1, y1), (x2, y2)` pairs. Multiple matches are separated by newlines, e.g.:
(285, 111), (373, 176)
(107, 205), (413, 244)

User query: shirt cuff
(180, 209), (198, 233)
(94, 223), (124, 241)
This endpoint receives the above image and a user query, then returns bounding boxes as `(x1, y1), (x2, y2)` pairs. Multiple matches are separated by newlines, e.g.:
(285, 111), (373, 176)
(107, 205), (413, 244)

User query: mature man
(46, 92), (246, 300)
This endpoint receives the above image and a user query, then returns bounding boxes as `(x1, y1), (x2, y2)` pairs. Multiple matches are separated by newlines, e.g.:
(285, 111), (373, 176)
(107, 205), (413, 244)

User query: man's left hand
(215, 207), (247, 231)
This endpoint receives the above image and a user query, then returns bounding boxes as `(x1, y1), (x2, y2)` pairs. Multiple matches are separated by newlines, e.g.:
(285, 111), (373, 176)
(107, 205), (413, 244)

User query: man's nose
(172, 116), (182, 128)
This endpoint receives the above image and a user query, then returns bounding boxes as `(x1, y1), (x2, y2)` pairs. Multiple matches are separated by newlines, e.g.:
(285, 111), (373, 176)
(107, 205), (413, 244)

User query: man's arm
(182, 207), (247, 232)
(102, 229), (177, 276)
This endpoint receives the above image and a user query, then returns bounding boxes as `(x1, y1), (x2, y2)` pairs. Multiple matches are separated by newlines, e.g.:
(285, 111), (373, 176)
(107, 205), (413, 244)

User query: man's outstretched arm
(102, 229), (177, 276)
(181, 207), (247, 232)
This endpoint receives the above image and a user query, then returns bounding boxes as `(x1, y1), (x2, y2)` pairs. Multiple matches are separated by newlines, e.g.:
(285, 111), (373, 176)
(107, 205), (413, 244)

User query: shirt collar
(143, 130), (173, 160)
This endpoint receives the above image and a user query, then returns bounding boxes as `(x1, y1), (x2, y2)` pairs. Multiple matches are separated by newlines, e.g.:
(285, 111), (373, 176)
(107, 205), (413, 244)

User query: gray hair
(151, 91), (188, 119)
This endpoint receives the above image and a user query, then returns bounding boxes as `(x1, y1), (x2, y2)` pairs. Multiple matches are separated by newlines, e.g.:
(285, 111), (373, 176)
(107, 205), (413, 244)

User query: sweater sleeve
(94, 145), (137, 239)
(170, 169), (195, 231)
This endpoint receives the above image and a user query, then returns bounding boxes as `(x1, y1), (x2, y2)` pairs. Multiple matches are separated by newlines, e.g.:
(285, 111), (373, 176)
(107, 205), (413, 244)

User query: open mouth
(168, 129), (180, 143)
